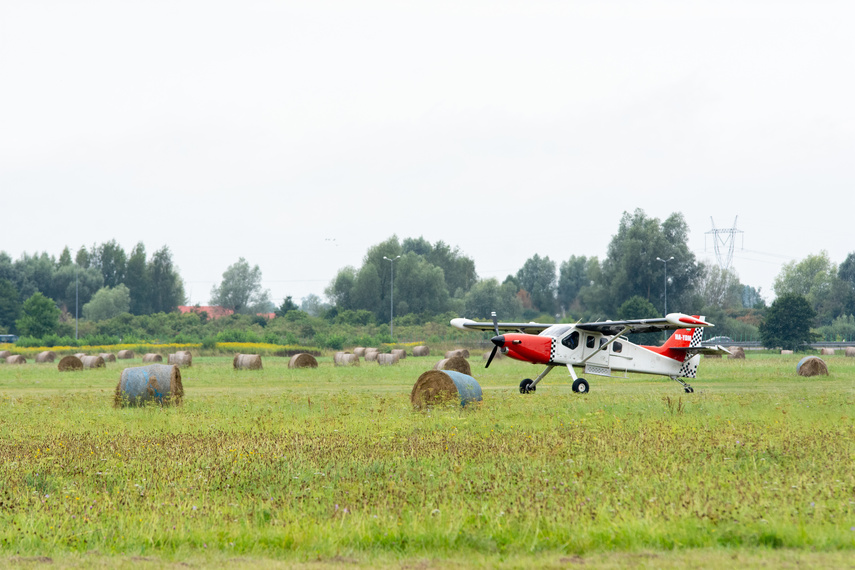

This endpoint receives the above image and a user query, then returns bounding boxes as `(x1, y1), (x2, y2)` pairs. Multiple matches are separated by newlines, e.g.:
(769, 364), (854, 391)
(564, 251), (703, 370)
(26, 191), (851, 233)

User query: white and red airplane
(450, 312), (730, 394)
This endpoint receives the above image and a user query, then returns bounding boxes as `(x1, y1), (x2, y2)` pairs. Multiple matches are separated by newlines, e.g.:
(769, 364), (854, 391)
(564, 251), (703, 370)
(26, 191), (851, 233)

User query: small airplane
(450, 312), (731, 394)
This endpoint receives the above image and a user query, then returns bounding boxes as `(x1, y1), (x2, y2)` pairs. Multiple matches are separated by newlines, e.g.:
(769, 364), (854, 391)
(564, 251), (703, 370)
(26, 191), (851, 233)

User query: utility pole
(383, 256), (401, 339)
(656, 256), (674, 315)
(75, 264), (79, 340)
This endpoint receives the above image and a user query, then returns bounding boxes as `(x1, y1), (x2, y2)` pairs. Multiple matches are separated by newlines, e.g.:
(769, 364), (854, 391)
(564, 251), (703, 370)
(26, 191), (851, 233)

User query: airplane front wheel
(519, 379), (535, 394)
(572, 378), (589, 393)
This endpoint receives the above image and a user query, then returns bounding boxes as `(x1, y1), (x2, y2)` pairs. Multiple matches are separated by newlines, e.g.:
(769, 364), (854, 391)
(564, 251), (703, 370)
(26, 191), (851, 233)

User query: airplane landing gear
(572, 378), (590, 393)
(671, 376), (694, 393)
(519, 379), (535, 394)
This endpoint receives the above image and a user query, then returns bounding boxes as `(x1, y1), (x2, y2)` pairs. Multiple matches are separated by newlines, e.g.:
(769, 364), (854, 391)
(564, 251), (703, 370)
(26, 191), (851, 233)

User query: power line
(705, 216), (744, 271)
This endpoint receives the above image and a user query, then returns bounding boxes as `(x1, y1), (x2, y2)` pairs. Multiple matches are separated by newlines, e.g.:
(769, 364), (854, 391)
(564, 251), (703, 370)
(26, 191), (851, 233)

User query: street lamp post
(383, 255), (401, 339)
(75, 264), (79, 340)
(656, 256), (674, 315)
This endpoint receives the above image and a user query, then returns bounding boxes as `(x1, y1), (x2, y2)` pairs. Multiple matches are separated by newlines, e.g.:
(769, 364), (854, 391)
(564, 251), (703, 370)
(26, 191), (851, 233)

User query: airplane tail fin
(645, 315), (706, 362)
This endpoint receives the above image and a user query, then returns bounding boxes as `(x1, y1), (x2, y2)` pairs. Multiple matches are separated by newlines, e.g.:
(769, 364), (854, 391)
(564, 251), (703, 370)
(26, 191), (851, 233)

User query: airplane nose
(491, 335), (505, 347)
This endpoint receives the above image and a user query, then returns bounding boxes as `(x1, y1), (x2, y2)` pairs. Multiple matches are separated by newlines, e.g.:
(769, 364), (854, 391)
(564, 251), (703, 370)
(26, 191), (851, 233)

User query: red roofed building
(178, 305), (234, 320)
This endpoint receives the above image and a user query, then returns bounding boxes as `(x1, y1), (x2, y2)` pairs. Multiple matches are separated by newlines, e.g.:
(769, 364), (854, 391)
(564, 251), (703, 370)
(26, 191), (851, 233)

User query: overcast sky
(2, 1), (853, 309)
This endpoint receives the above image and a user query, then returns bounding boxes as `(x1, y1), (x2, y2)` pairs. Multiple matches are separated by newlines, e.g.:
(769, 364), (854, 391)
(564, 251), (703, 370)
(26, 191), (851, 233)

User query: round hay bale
(412, 345), (430, 357)
(797, 356), (828, 377)
(845, 347), (855, 357)
(115, 364), (183, 407)
(99, 353), (117, 363)
(117, 350), (134, 359)
(167, 352), (192, 368)
(411, 370), (483, 409)
(820, 348), (835, 356)
(727, 347), (745, 359)
(353, 347), (366, 357)
(81, 355), (106, 369)
(364, 349), (380, 362)
(5, 355), (26, 365)
(482, 350), (505, 361)
(74, 353), (86, 359)
(35, 351), (57, 363)
(377, 353), (399, 366)
(289, 353), (318, 369)
(142, 353), (163, 363)
(781, 350), (794, 355)
(391, 348), (406, 360)
(435, 356), (471, 376)
(0, 350), (11, 359)
(445, 349), (470, 359)
(233, 354), (263, 370)
(58, 355), (84, 372)
(335, 353), (360, 367)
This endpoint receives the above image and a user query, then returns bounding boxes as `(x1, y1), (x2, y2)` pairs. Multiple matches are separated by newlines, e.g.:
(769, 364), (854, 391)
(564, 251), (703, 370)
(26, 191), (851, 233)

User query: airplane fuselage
(495, 325), (701, 380)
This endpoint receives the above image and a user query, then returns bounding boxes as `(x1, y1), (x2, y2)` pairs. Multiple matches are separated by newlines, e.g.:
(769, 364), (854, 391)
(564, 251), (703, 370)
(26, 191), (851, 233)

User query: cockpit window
(540, 324), (571, 338)
(586, 335), (596, 349)
(562, 331), (579, 350)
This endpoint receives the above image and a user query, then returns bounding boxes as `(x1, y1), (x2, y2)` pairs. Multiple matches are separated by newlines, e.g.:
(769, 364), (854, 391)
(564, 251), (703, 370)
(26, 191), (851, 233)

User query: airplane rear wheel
(519, 379), (535, 394)
(572, 378), (589, 393)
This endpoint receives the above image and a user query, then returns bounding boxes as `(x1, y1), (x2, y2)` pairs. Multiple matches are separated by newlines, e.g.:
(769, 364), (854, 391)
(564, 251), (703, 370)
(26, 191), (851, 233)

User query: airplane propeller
(485, 311), (502, 368)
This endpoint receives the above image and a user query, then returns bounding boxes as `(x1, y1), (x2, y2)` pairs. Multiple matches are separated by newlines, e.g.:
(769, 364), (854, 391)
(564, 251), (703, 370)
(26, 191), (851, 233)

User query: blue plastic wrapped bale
(115, 364), (184, 407)
(796, 356), (828, 377)
(411, 369), (483, 409)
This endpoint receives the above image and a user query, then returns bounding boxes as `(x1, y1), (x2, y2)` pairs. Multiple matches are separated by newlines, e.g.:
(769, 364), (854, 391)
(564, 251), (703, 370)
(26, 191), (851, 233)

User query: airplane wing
(451, 313), (711, 336)
(575, 313), (713, 336)
(450, 318), (550, 335)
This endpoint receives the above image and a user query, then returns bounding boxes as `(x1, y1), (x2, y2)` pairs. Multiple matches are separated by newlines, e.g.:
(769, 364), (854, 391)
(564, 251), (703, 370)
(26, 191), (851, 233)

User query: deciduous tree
(515, 254), (557, 315)
(125, 242), (151, 315)
(558, 255), (592, 312)
(149, 246), (185, 313)
(463, 278), (523, 320)
(210, 257), (269, 314)
(759, 294), (816, 351)
(15, 292), (60, 338)
(599, 209), (698, 315)
(0, 279), (20, 333)
(83, 285), (131, 321)
(773, 251), (847, 325)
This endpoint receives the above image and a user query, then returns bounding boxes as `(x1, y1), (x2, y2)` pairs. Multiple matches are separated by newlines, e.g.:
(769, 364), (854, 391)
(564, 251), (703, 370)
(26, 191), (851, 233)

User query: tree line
(0, 241), (184, 336)
(3, 209), (855, 350)
(326, 210), (767, 326)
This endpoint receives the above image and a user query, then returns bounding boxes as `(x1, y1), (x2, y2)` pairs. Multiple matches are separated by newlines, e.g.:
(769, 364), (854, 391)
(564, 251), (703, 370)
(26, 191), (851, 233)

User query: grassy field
(1, 350), (854, 568)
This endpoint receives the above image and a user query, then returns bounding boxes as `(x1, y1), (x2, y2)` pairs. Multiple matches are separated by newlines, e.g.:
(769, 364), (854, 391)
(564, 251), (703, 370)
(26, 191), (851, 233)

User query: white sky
(2, 1), (853, 308)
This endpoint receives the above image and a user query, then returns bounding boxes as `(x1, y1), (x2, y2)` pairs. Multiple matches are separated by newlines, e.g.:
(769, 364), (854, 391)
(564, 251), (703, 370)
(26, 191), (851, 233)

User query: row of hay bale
(819, 347), (855, 356)
(53, 351), (193, 372)
(352, 346), (432, 358)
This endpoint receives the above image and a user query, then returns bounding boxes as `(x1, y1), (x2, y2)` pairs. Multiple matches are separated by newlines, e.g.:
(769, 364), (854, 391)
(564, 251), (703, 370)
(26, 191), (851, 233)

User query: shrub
(313, 332), (345, 350)
(216, 329), (262, 343)
(334, 310), (375, 326)
(14, 336), (43, 348)
(81, 334), (121, 346)
(263, 332), (281, 345)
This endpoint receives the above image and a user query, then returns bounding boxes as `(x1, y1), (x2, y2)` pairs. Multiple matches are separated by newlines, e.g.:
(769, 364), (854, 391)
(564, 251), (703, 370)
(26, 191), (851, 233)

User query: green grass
(1, 352), (854, 568)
